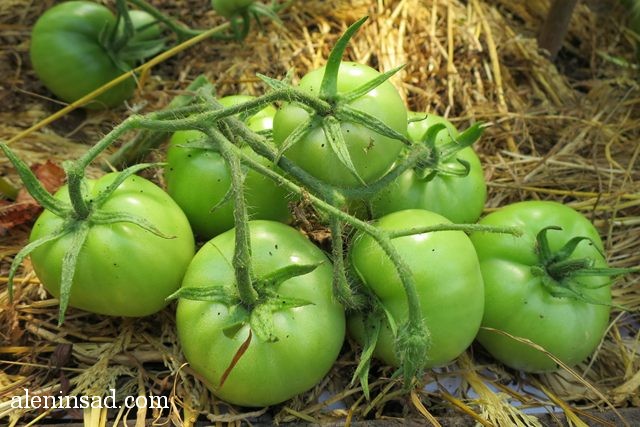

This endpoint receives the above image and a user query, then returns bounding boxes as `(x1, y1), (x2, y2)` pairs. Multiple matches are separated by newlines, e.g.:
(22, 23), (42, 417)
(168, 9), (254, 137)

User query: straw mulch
(1, 0), (639, 425)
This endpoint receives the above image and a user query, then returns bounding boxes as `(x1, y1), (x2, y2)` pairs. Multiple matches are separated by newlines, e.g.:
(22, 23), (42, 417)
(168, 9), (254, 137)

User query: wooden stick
(538, 0), (579, 60)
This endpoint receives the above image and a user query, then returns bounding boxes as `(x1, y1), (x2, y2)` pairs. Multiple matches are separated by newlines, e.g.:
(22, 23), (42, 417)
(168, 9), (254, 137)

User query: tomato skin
(470, 201), (611, 372)
(370, 113), (486, 223)
(30, 1), (137, 108)
(349, 209), (484, 368)
(176, 221), (346, 407)
(29, 174), (195, 317)
(272, 62), (407, 188)
(165, 95), (292, 239)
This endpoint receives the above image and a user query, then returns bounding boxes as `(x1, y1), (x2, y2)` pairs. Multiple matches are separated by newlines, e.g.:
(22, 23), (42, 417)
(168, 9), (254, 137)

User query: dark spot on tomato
(269, 251), (273, 256)
(539, 314), (544, 319)
(275, 244), (278, 249)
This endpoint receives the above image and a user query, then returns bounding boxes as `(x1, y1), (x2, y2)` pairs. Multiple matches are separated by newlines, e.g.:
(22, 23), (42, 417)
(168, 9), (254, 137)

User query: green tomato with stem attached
(30, 174), (195, 317)
(30, 1), (161, 109)
(349, 209), (485, 368)
(176, 220), (345, 407)
(272, 62), (407, 188)
(370, 113), (486, 223)
(470, 201), (613, 372)
(165, 95), (293, 239)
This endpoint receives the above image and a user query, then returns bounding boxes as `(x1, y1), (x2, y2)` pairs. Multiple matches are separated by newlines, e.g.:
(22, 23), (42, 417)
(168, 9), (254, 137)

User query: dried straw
(1, 0), (639, 425)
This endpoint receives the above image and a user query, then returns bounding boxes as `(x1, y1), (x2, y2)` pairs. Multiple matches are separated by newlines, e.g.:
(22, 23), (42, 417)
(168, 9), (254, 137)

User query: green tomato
(30, 1), (138, 108)
(176, 221), (346, 407)
(470, 201), (612, 372)
(272, 62), (407, 188)
(30, 174), (195, 317)
(165, 95), (292, 239)
(349, 209), (484, 368)
(370, 113), (486, 223)
(211, 0), (255, 18)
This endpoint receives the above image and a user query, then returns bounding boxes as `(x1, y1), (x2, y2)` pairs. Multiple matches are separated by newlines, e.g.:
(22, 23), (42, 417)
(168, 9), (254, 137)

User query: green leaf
(550, 235), (604, 264)
(0, 143), (69, 216)
(338, 64), (405, 104)
(320, 16), (369, 100)
(58, 222), (91, 325)
(256, 73), (293, 91)
(432, 158), (470, 178)
(166, 286), (239, 305)
(90, 211), (174, 239)
(535, 226), (562, 263)
(259, 262), (322, 288)
(351, 313), (382, 400)
(92, 163), (159, 208)
(336, 104), (412, 146)
(322, 115), (365, 185)
(438, 122), (484, 159)
(274, 114), (318, 163)
(7, 226), (72, 301)
(208, 184), (234, 214)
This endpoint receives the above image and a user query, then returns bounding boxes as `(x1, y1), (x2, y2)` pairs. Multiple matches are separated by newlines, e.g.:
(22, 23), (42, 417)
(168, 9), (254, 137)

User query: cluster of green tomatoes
(6, 1), (631, 410)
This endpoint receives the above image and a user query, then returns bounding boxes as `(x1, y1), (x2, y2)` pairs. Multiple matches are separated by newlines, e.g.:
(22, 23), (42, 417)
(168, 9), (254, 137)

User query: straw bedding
(1, 0), (639, 424)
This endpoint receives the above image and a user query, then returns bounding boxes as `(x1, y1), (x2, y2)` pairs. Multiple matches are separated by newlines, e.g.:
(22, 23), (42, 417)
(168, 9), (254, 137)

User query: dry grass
(1, 0), (639, 425)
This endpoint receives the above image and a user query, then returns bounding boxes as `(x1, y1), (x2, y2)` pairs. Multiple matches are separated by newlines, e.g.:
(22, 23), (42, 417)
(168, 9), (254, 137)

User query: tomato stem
(66, 168), (90, 220)
(123, 0), (205, 40)
(105, 75), (212, 169)
(329, 215), (361, 309)
(207, 127), (259, 308)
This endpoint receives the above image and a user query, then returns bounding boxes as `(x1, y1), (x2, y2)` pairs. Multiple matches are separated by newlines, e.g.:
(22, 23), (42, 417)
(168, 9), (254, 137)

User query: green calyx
(265, 16), (412, 186)
(533, 226), (639, 307)
(101, 3), (166, 72)
(168, 262), (319, 342)
(1, 142), (167, 324)
(411, 121), (484, 182)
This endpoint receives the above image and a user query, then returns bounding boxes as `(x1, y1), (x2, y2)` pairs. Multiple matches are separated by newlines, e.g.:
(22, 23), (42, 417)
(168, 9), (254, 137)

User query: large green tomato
(349, 209), (484, 368)
(470, 201), (612, 372)
(272, 62), (407, 188)
(176, 221), (345, 407)
(30, 2), (159, 108)
(165, 95), (292, 239)
(370, 113), (486, 223)
(30, 174), (195, 317)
